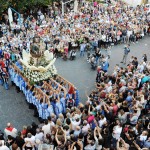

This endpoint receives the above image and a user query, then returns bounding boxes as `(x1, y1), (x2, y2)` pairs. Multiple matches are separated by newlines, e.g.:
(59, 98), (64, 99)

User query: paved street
(0, 36), (149, 130)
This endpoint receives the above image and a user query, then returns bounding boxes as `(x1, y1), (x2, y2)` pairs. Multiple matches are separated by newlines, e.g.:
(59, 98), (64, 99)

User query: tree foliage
(0, 0), (55, 15)
(0, 0), (10, 14)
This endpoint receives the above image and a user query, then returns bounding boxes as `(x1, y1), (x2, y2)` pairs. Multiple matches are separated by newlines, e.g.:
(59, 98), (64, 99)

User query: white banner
(74, 0), (78, 13)
(8, 8), (13, 27)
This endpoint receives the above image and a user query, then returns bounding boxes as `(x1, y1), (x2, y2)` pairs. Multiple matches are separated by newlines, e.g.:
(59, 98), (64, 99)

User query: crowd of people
(1, 0), (150, 59)
(0, 54), (150, 149)
(0, 0), (150, 150)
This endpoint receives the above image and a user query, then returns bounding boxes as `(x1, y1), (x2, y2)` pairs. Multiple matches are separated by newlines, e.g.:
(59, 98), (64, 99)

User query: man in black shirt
(132, 57), (138, 69)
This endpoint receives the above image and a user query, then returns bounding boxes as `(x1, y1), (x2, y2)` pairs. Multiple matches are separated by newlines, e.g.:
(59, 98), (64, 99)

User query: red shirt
(88, 115), (94, 123)
(4, 53), (10, 59)
(0, 61), (5, 68)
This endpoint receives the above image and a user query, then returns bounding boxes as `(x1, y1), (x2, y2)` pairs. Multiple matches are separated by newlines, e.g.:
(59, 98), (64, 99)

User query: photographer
(121, 44), (130, 64)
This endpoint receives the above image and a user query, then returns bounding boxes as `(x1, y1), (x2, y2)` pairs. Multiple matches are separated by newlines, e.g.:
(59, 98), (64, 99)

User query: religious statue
(20, 35), (57, 83)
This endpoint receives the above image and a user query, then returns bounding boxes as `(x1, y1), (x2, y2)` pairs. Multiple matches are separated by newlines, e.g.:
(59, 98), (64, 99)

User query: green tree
(0, 0), (55, 15)
(0, 0), (9, 15)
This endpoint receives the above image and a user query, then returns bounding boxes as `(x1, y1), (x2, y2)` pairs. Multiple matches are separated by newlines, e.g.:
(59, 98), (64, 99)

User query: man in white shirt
(24, 133), (35, 148)
(112, 123), (122, 148)
(35, 128), (44, 141)
(0, 140), (9, 150)
(71, 117), (81, 131)
(48, 116), (55, 134)
(105, 82), (112, 93)
(82, 120), (90, 135)
(98, 115), (107, 128)
(42, 120), (50, 138)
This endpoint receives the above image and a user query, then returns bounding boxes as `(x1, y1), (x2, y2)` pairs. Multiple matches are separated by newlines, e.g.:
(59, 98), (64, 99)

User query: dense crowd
(0, 55), (150, 149)
(0, 0), (150, 150)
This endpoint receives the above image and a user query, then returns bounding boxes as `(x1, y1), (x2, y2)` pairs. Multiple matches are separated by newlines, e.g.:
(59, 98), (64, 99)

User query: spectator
(4, 123), (17, 138)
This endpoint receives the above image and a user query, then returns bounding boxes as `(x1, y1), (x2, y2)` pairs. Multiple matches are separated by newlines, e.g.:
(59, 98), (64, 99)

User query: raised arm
(94, 127), (98, 141)
(133, 141), (141, 150)
(97, 127), (102, 139)
(55, 129), (61, 145)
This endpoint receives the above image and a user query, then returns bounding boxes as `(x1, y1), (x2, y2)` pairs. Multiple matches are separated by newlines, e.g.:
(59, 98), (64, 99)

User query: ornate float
(20, 35), (57, 83)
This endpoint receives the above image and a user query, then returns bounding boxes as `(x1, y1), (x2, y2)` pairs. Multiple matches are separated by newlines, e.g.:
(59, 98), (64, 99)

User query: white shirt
(105, 85), (112, 93)
(42, 124), (51, 137)
(82, 124), (90, 135)
(140, 135), (147, 141)
(4, 127), (17, 138)
(35, 132), (44, 141)
(0, 146), (9, 150)
(84, 143), (96, 150)
(24, 136), (35, 147)
(48, 121), (55, 133)
(112, 125), (122, 139)
(71, 119), (81, 130)
(98, 118), (106, 128)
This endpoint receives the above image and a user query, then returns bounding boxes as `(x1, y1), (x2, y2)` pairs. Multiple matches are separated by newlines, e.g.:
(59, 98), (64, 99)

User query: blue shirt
(126, 95), (132, 104)
(124, 47), (130, 55)
(55, 101), (63, 116)
(102, 61), (109, 71)
(0, 49), (2, 58)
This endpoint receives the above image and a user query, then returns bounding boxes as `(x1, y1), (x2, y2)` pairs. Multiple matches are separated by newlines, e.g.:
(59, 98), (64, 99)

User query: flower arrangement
(23, 64), (57, 83)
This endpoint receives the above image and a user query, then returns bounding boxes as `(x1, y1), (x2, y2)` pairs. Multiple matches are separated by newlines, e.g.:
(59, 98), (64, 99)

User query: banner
(8, 8), (13, 27)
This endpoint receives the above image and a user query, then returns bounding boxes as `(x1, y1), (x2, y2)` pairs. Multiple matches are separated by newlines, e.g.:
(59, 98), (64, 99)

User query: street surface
(0, 36), (149, 130)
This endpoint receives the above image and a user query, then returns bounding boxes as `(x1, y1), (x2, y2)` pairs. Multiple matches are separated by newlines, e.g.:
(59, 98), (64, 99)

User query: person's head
(51, 113), (55, 118)
(22, 125), (27, 131)
(76, 126), (80, 131)
(100, 114), (104, 119)
(27, 133), (32, 138)
(44, 119), (48, 125)
(142, 131), (148, 136)
(47, 116), (51, 121)
(56, 119), (62, 126)
(83, 120), (88, 126)
(66, 118), (71, 125)
(119, 109), (124, 115)
(36, 128), (40, 134)
(32, 122), (37, 128)
(46, 133), (52, 141)
(76, 118), (80, 122)
(128, 91), (132, 96)
(59, 114), (64, 119)
(7, 123), (11, 128)
(63, 125), (69, 131)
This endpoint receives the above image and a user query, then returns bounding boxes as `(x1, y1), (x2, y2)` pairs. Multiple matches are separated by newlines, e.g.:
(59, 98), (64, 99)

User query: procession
(0, 0), (150, 150)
